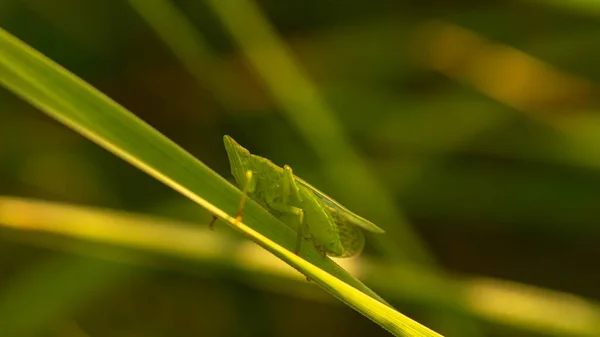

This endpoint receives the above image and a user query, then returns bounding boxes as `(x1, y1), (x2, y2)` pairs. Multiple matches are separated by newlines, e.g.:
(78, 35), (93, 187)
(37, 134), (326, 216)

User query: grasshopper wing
(295, 177), (385, 234)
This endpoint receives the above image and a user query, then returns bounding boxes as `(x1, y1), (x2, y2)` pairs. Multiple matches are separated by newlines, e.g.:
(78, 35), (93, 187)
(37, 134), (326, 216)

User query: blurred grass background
(1, 0), (600, 336)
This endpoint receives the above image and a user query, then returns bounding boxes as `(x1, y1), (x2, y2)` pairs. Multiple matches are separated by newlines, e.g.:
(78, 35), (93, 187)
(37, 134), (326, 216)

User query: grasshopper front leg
(210, 170), (254, 229)
(234, 170), (254, 223)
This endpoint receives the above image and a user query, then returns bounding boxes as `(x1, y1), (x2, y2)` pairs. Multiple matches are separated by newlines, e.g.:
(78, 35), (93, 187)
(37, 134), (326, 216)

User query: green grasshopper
(214, 135), (384, 258)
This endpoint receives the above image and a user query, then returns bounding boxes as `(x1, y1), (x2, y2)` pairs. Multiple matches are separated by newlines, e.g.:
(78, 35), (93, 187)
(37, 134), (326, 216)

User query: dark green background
(1, 0), (599, 336)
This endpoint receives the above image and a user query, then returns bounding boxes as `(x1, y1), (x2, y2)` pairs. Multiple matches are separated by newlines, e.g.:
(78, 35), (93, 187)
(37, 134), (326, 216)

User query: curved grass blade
(3, 196), (599, 337)
(0, 27), (443, 336)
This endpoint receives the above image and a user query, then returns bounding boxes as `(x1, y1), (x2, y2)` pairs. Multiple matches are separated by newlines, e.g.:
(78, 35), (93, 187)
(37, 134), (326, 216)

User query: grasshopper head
(223, 135), (252, 186)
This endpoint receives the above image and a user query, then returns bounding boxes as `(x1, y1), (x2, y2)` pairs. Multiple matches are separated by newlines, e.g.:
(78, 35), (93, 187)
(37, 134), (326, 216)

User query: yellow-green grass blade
(0, 27), (442, 336)
(3, 196), (600, 337)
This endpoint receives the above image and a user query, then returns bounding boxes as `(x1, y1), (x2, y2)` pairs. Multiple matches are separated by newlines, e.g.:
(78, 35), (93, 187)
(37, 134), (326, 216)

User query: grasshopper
(214, 135), (384, 257)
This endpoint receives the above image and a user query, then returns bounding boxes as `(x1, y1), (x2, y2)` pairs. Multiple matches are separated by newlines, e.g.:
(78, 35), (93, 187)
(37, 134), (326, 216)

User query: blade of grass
(0, 196), (443, 336)
(127, 0), (241, 110)
(3, 196), (599, 337)
(0, 26), (442, 336)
